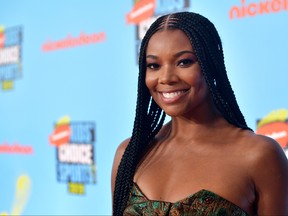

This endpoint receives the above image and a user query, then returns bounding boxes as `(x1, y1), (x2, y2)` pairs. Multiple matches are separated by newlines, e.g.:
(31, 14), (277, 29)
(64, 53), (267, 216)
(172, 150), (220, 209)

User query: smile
(162, 90), (187, 99)
(159, 89), (189, 103)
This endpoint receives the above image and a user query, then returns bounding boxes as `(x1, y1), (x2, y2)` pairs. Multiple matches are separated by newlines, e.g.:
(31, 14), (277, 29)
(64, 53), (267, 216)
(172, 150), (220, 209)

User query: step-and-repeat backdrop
(1, 0), (287, 215)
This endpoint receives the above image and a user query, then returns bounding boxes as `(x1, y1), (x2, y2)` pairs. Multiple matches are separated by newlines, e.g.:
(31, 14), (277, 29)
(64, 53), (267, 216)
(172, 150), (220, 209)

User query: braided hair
(113, 11), (251, 215)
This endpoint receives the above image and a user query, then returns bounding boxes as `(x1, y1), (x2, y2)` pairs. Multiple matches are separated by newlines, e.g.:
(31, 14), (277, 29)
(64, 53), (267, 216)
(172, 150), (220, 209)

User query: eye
(146, 63), (160, 70)
(177, 58), (195, 67)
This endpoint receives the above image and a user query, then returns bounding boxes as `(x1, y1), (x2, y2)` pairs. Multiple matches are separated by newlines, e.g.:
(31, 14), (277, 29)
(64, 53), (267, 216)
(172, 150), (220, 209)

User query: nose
(159, 65), (178, 84)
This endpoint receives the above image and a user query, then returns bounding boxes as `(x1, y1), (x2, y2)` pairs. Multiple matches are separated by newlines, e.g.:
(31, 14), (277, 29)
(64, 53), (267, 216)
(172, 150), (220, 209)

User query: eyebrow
(174, 50), (195, 58)
(146, 50), (196, 59)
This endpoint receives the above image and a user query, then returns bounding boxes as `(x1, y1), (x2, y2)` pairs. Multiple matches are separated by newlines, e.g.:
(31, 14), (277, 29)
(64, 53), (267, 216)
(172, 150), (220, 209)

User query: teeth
(162, 91), (185, 99)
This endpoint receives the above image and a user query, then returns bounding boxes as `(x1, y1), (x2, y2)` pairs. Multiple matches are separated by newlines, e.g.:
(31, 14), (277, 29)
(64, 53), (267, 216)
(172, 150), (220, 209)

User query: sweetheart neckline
(133, 182), (210, 203)
(132, 182), (248, 214)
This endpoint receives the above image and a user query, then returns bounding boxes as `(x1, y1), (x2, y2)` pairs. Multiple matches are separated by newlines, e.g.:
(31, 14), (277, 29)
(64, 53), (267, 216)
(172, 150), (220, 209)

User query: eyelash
(177, 58), (195, 67)
(146, 63), (160, 70)
(146, 58), (195, 70)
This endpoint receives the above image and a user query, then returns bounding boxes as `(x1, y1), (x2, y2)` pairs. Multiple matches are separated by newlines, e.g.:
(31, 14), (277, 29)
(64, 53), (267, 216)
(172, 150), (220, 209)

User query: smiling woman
(111, 11), (288, 216)
(145, 29), (210, 118)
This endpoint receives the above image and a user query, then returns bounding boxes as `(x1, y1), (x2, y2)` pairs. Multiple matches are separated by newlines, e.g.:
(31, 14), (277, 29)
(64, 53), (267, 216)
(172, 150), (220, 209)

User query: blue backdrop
(1, 0), (287, 215)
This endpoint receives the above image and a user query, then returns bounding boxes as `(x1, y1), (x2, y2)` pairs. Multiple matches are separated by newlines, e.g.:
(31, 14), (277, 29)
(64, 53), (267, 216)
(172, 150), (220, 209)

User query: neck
(167, 109), (232, 141)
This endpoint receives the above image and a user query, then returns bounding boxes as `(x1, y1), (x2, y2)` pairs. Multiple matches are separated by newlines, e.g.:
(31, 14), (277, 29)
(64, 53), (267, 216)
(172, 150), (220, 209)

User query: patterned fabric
(123, 183), (248, 216)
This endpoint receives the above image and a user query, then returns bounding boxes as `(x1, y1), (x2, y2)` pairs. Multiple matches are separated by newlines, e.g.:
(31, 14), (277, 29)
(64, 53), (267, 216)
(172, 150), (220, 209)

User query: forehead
(146, 29), (193, 53)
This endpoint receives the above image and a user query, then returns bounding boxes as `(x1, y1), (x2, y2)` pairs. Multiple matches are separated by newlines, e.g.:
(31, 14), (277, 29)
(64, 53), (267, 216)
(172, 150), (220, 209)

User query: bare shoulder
(240, 130), (288, 214)
(241, 130), (287, 164)
(111, 138), (130, 196)
(114, 137), (131, 164)
(239, 130), (287, 173)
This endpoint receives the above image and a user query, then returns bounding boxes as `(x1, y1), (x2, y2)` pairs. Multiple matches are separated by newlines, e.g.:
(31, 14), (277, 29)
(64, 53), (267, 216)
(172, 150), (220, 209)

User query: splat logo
(126, 0), (191, 62)
(229, 0), (288, 19)
(256, 109), (288, 157)
(0, 26), (23, 91)
(49, 116), (96, 195)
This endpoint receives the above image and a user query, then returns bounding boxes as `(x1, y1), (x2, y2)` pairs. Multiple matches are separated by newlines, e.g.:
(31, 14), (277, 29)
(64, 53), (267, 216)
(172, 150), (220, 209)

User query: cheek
(197, 77), (210, 97)
(145, 73), (156, 90)
(195, 76), (205, 89)
(189, 71), (205, 88)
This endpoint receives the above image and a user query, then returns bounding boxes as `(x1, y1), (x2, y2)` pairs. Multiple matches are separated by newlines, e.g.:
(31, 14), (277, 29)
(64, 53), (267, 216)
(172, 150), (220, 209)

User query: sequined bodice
(123, 183), (248, 216)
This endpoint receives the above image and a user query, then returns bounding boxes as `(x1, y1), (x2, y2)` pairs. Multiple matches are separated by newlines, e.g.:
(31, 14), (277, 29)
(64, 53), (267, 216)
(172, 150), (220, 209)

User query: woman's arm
(111, 138), (130, 201)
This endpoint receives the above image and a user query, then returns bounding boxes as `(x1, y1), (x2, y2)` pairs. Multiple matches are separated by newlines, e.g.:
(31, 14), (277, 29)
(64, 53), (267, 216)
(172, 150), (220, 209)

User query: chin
(162, 108), (184, 117)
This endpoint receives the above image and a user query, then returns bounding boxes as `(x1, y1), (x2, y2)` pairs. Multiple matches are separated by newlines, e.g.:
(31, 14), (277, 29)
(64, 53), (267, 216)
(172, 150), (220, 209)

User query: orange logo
(229, 0), (288, 19)
(256, 109), (288, 149)
(126, 0), (156, 24)
(0, 27), (5, 48)
(49, 116), (71, 147)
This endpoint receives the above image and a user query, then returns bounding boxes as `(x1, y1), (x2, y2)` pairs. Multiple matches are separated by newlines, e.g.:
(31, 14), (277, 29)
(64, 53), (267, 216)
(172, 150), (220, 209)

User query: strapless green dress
(123, 183), (248, 216)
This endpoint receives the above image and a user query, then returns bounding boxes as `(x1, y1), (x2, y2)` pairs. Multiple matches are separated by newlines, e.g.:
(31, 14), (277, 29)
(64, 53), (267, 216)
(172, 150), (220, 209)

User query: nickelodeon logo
(126, 0), (156, 24)
(256, 109), (288, 150)
(42, 31), (106, 52)
(230, 0), (288, 19)
(0, 26), (4, 48)
(126, 0), (190, 24)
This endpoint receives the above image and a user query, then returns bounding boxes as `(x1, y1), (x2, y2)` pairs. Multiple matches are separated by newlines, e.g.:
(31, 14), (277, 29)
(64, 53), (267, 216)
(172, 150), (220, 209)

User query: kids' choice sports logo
(0, 26), (22, 91)
(256, 109), (288, 157)
(49, 116), (96, 195)
(126, 0), (191, 62)
(229, 0), (288, 19)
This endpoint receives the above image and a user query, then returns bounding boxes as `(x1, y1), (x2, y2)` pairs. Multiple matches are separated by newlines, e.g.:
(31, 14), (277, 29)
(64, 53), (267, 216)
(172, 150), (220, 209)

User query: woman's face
(145, 29), (213, 118)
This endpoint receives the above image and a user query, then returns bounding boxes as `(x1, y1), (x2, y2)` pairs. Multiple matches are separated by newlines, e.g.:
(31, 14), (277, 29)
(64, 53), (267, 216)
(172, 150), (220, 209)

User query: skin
(111, 29), (288, 215)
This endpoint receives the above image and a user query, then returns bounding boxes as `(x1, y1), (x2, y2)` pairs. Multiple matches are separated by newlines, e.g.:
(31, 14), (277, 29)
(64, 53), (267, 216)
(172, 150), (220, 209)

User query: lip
(158, 89), (189, 104)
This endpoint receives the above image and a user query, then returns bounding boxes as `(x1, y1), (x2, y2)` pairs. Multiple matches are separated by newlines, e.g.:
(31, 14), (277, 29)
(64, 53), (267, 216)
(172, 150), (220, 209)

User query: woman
(111, 11), (288, 215)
